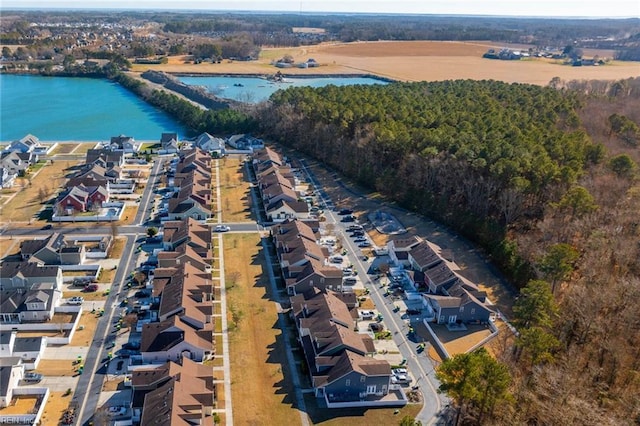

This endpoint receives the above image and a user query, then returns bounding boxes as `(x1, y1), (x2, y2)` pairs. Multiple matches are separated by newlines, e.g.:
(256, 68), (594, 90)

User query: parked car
(83, 284), (98, 292)
(393, 368), (408, 375)
(107, 406), (127, 416)
(67, 296), (84, 305)
(357, 241), (372, 247)
(360, 310), (375, 320)
(135, 290), (151, 298)
(41, 224), (53, 230)
(369, 322), (385, 332)
(353, 236), (367, 242)
(406, 308), (422, 315)
(343, 277), (357, 285)
(23, 372), (43, 383)
(214, 225), (231, 232)
(338, 209), (354, 215)
(350, 230), (365, 237)
(347, 224), (363, 231)
(340, 215), (355, 222)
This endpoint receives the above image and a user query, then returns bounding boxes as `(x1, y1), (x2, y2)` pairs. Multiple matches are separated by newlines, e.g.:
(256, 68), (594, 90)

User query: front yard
(223, 233), (302, 426)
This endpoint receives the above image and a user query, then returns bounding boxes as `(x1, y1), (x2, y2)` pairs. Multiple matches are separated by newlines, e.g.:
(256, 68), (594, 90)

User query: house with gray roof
(0, 288), (61, 324)
(0, 359), (24, 408)
(0, 332), (46, 369)
(0, 261), (62, 291)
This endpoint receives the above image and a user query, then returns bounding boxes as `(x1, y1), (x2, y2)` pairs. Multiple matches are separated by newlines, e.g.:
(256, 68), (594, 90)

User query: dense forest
(254, 78), (640, 424)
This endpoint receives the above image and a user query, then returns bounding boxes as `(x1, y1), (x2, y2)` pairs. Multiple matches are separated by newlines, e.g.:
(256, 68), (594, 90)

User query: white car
(214, 225), (231, 232)
(107, 406), (127, 416)
(67, 296), (84, 305)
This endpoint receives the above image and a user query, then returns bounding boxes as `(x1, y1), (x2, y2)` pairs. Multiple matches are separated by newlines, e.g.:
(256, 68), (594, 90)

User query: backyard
(223, 233), (301, 425)
(0, 158), (79, 223)
(218, 157), (254, 222)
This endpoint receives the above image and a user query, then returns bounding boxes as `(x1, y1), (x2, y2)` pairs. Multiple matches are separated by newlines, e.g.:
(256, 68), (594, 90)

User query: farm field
(133, 40), (640, 86)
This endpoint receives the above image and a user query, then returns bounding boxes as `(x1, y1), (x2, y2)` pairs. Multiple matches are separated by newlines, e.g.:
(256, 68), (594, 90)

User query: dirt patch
(102, 377), (124, 392)
(70, 312), (100, 346)
(0, 237), (21, 258)
(108, 236), (127, 259)
(35, 359), (78, 376)
(218, 157), (254, 222)
(117, 205), (138, 225)
(52, 143), (79, 155)
(40, 391), (72, 426)
(223, 233), (301, 425)
(0, 395), (39, 414)
(429, 323), (494, 356)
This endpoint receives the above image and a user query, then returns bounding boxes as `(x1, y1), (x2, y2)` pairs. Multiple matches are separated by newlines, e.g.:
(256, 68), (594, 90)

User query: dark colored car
(41, 224), (53, 230)
(406, 308), (422, 315)
(340, 215), (355, 222)
(338, 209), (354, 215)
(83, 284), (99, 292)
(135, 290), (151, 298)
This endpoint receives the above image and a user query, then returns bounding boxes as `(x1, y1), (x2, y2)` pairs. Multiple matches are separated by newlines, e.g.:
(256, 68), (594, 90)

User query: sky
(1, 0), (638, 18)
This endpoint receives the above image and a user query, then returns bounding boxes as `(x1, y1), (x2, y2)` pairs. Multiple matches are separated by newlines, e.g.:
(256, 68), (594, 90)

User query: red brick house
(56, 185), (109, 215)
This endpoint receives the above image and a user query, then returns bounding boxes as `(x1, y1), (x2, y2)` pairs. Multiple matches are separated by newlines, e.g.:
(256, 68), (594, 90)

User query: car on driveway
(67, 296), (84, 305)
(83, 284), (98, 292)
(406, 308), (422, 315)
(353, 236), (367, 242)
(214, 225), (231, 232)
(340, 215), (356, 222)
(357, 241), (372, 247)
(23, 372), (43, 383)
(107, 406), (127, 416)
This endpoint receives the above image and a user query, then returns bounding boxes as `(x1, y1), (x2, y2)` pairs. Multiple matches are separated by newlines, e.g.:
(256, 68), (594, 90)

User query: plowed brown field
(132, 40), (640, 86)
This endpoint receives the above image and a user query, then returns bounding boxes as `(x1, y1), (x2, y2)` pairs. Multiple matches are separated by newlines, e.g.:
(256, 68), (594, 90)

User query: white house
(193, 132), (225, 157)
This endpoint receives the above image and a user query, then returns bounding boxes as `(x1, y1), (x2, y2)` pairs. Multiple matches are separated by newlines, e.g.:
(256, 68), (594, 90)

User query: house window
(360, 376), (366, 383)
(345, 379), (351, 387)
(459, 306), (464, 312)
(366, 385), (376, 394)
(471, 308), (476, 315)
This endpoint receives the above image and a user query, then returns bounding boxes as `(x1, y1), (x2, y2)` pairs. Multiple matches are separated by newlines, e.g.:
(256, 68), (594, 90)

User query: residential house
(228, 134), (264, 151)
(422, 281), (493, 324)
(0, 332), (46, 369)
(290, 289), (403, 407)
(0, 151), (30, 176)
(132, 358), (215, 426)
(0, 359), (24, 408)
(0, 261), (62, 291)
(56, 185), (109, 215)
(266, 198), (309, 222)
(85, 149), (125, 168)
(160, 133), (179, 154)
(0, 288), (61, 324)
(387, 235), (422, 267)
(66, 164), (110, 189)
(0, 167), (17, 188)
(109, 135), (140, 153)
(156, 262), (213, 330)
(139, 316), (213, 364)
(193, 132), (225, 157)
(20, 233), (86, 265)
(5, 134), (41, 154)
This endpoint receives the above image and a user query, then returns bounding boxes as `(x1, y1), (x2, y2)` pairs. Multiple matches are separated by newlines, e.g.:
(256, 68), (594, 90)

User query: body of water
(177, 75), (388, 103)
(0, 74), (187, 142)
(1, 74), (386, 142)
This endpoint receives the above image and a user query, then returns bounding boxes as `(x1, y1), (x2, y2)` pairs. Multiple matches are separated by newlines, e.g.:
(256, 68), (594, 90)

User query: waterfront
(177, 75), (388, 103)
(0, 74), (188, 142)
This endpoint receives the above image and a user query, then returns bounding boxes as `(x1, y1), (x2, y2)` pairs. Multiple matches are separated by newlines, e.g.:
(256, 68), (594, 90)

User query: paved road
(299, 158), (449, 425)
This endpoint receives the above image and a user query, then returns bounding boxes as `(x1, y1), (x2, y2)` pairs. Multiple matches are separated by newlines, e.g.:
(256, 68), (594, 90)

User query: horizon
(1, 1), (639, 19)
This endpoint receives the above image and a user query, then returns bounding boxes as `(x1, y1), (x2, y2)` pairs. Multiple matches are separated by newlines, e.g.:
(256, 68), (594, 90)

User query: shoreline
(168, 71), (397, 83)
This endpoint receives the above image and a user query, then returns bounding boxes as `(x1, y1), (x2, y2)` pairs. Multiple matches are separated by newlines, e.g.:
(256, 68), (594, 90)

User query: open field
(1, 158), (79, 223)
(133, 41), (640, 86)
(218, 157), (253, 222)
(223, 233), (302, 426)
(0, 237), (20, 258)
